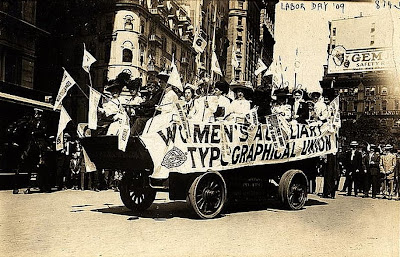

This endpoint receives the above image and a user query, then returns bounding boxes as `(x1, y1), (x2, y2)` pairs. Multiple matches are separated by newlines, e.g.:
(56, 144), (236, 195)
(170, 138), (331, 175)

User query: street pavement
(1, 185), (399, 257)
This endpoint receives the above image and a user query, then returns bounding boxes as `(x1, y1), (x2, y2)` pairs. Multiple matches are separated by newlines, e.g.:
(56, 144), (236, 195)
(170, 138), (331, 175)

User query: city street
(1, 185), (399, 257)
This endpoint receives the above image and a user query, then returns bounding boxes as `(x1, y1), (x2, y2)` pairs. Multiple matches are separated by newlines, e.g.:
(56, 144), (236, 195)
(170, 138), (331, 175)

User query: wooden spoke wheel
(188, 171), (227, 219)
(278, 169), (308, 210)
(120, 172), (156, 211)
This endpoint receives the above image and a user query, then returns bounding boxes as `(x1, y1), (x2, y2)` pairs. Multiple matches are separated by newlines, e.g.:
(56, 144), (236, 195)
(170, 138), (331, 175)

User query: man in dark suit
(343, 141), (364, 196)
(291, 89), (309, 123)
(366, 146), (381, 198)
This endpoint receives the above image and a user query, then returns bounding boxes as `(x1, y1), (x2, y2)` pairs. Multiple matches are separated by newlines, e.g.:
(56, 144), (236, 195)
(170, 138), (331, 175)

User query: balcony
(181, 34), (191, 42)
(237, 24), (244, 31)
(149, 34), (162, 45)
(147, 64), (160, 73)
(178, 16), (187, 22)
(181, 57), (189, 64)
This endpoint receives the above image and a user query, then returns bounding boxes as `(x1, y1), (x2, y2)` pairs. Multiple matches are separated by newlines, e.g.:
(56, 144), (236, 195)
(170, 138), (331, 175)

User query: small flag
(82, 43), (97, 73)
(88, 87), (102, 129)
(56, 106), (72, 151)
(167, 61), (184, 92)
(82, 147), (97, 172)
(192, 30), (207, 53)
(211, 51), (222, 76)
(255, 58), (268, 76)
(231, 47), (239, 69)
(264, 59), (276, 77)
(54, 69), (76, 110)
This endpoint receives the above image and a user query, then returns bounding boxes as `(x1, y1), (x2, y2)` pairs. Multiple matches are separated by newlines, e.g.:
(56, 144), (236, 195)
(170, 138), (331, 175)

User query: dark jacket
(135, 89), (163, 117)
(364, 152), (380, 176)
(344, 150), (363, 175)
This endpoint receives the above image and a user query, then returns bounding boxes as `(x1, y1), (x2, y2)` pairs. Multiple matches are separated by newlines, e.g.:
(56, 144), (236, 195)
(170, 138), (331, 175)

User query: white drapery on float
(140, 106), (340, 179)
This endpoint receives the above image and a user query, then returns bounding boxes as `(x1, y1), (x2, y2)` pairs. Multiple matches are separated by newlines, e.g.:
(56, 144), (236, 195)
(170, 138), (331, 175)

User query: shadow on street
(90, 197), (328, 220)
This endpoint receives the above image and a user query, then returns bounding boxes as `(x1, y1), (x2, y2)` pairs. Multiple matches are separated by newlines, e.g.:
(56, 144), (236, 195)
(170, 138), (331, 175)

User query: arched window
(382, 100), (387, 111)
(381, 86), (388, 96)
(123, 49), (133, 62)
(124, 16), (133, 31)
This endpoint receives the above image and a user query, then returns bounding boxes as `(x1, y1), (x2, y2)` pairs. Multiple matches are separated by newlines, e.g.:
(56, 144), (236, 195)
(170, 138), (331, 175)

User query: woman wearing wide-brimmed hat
(98, 79), (125, 135)
(227, 83), (252, 121)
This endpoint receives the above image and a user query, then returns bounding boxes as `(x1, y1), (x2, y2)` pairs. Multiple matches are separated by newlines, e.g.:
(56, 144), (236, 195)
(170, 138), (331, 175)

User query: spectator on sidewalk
(380, 144), (397, 199)
(343, 141), (363, 196)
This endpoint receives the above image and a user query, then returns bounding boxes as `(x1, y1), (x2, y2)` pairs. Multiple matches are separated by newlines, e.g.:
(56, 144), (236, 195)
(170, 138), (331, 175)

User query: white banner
(211, 51), (222, 76)
(82, 147), (96, 172)
(141, 119), (339, 179)
(117, 109), (130, 152)
(193, 30), (207, 53)
(54, 69), (76, 110)
(88, 87), (102, 129)
(167, 62), (183, 92)
(56, 106), (72, 151)
(255, 59), (268, 76)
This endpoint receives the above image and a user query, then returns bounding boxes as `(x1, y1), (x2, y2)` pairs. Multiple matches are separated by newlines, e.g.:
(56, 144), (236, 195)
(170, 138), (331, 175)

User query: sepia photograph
(0, 0), (399, 256)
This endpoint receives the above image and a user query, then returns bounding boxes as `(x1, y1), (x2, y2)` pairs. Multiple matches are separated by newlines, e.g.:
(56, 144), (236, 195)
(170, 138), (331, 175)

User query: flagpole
(202, 4), (217, 122)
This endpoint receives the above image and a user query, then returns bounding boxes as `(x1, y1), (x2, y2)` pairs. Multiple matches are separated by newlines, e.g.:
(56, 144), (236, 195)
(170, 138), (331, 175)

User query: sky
(273, 0), (400, 92)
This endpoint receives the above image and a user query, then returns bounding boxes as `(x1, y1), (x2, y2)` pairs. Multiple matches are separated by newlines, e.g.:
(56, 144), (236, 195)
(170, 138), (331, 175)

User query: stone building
(321, 14), (400, 133)
(0, 1), (55, 144)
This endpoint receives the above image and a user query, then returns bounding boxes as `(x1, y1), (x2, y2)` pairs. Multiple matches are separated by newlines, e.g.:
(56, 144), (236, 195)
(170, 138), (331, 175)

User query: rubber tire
(278, 169), (308, 210)
(120, 173), (156, 211)
(188, 171), (227, 219)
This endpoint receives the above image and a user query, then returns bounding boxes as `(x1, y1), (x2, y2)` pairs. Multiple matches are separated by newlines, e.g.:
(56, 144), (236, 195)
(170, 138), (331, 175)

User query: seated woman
(226, 84), (252, 122)
(182, 84), (196, 119)
(143, 82), (181, 133)
(97, 80), (125, 135)
(212, 80), (231, 120)
(271, 89), (292, 121)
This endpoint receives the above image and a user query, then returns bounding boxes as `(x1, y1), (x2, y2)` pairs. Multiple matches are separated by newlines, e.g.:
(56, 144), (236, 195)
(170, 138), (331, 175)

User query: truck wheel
(278, 169), (308, 210)
(120, 172), (156, 211)
(188, 171), (227, 219)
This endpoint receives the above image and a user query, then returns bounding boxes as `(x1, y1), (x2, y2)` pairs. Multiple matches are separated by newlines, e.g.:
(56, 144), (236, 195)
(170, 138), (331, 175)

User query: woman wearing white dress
(227, 85), (252, 121)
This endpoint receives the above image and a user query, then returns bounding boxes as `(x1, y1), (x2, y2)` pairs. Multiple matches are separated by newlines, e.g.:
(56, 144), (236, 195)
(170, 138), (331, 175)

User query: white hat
(350, 141), (358, 146)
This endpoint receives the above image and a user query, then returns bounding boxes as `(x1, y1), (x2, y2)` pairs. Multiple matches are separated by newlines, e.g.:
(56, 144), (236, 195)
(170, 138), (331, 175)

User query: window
(370, 87), (375, 96)
(332, 28), (336, 36)
(124, 16), (133, 31)
(238, 17), (242, 26)
(238, 0), (244, 9)
(371, 23), (375, 33)
(235, 70), (240, 80)
(123, 49), (133, 62)
(162, 36), (167, 51)
(140, 20), (145, 34)
(4, 51), (21, 84)
(104, 42), (111, 63)
(172, 43), (177, 58)
(396, 100), (399, 110)
(381, 86), (388, 96)
(382, 100), (387, 111)
(370, 35), (375, 46)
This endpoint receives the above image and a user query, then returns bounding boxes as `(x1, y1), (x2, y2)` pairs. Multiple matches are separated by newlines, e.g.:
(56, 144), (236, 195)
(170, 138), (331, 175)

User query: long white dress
(143, 89), (178, 133)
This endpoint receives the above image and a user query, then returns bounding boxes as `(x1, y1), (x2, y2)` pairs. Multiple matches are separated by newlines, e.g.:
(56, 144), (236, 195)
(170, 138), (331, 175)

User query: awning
(0, 92), (56, 111)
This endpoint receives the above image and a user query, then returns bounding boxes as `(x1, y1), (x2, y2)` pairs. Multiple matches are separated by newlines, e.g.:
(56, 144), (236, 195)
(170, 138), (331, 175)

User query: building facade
(0, 1), (55, 145)
(321, 14), (400, 133)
